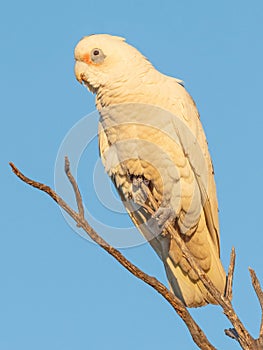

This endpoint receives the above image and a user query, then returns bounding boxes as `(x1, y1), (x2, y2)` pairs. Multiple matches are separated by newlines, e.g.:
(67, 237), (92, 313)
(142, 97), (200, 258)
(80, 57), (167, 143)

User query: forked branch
(10, 159), (263, 350)
(10, 160), (215, 350)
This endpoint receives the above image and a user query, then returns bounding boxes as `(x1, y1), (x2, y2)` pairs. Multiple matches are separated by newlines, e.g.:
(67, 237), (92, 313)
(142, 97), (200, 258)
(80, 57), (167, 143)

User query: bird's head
(74, 34), (152, 93)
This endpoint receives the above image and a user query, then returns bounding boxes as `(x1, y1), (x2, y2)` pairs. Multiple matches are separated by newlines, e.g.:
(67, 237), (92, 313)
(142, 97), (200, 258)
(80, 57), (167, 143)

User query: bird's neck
(95, 65), (160, 109)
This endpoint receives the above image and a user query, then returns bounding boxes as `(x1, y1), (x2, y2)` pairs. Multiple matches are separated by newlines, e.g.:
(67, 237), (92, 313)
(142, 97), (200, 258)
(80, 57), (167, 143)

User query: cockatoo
(74, 34), (226, 307)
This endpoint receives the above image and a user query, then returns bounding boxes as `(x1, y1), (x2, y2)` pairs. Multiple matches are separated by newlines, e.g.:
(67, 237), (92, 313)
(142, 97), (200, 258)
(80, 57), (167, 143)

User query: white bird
(74, 34), (226, 307)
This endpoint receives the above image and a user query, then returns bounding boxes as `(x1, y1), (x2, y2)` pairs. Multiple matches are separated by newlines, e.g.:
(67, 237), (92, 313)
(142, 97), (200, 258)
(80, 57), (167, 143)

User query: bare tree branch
(225, 247), (236, 301)
(10, 159), (263, 350)
(224, 328), (240, 342)
(64, 156), (84, 226)
(249, 268), (263, 345)
(9, 161), (216, 350)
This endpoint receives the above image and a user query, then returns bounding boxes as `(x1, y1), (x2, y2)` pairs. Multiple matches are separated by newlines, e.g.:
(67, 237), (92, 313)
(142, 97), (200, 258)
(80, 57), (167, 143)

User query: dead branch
(9, 160), (215, 350)
(249, 268), (263, 347)
(225, 247), (236, 301)
(10, 159), (263, 350)
(64, 156), (84, 226)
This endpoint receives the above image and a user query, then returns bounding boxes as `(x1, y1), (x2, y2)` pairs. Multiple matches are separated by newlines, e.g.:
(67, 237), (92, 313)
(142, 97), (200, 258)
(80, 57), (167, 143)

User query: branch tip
(249, 268), (263, 340)
(63, 156), (84, 221)
(225, 328), (239, 341)
(225, 247), (236, 301)
(64, 156), (70, 174)
(9, 162), (18, 175)
(249, 268), (263, 297)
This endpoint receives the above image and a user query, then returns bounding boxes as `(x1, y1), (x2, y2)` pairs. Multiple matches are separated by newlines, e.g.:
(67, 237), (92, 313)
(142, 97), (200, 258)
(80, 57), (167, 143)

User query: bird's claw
(131, 175), (149, 187)
(153, 207), (175, 228)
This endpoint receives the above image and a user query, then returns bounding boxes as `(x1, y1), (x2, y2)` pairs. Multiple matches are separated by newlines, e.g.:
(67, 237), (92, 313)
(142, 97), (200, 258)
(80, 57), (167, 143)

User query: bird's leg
(130, 176), (175, 237)
(138, 181), (175, 237)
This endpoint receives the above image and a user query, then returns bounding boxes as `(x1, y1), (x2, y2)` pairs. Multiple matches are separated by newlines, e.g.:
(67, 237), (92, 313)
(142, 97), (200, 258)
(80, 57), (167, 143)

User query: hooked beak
(74, 60), (87, 84)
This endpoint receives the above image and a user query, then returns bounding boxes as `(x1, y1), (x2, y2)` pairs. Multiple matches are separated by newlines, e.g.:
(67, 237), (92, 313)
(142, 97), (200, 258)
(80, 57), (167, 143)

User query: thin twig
(64, 156), (85, 222)
(10, 162), (61, 203)
(225, 247), (236, 301)
(9, 161), (216, 350)
(249, 268), (263, 341)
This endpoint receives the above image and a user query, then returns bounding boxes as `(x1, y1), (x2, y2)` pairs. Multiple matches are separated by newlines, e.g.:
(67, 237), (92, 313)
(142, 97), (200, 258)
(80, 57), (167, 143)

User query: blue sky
(1, 1), (263, 349)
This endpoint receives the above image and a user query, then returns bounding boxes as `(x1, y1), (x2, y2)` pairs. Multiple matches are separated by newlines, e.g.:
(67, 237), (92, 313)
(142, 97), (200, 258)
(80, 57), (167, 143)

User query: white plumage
(74, 34), (226, 307)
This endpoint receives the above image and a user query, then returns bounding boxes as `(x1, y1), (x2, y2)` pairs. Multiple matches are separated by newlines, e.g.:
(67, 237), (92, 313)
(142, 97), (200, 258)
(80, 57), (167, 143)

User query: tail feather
(165, 232), (226, 307)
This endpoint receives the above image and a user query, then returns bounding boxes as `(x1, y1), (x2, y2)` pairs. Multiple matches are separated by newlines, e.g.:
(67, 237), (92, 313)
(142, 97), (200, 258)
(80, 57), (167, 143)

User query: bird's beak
(74, 60), (86, 84)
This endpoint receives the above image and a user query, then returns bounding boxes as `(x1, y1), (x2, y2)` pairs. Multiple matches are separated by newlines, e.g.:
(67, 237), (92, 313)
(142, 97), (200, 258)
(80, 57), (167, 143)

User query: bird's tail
(164, 232), (226, 307)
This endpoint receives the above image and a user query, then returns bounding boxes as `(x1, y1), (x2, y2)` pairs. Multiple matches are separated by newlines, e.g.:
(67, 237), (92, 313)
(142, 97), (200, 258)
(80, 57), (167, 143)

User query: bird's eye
(90, 48), (106, 63)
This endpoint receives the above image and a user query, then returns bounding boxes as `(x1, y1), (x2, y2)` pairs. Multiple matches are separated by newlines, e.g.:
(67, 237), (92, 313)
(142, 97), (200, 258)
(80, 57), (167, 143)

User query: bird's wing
(98, 103), (225, 307)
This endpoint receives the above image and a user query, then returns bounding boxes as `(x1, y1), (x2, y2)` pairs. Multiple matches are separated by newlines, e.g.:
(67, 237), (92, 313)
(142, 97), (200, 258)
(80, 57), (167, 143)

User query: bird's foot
(153, 206), (176, 229)
(131, 175), (150, 188)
